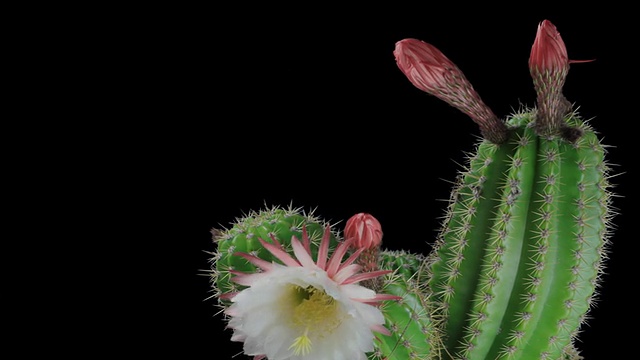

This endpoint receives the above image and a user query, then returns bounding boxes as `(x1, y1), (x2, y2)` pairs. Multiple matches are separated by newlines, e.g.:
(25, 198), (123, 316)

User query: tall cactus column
(395, 20), (612, 360)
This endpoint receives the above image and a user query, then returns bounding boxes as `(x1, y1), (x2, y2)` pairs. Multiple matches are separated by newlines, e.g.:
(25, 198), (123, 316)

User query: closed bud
(344, 213), (383, 250)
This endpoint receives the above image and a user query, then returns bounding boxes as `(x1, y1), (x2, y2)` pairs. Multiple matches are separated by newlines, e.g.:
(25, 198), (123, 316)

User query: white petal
(353, 300), (385, 327)
(341, 283), (377, 300)
(291, 234), (317, 269)
(242, 333), (264, 356)
(263, 324), (295, 359)
(224, 256), (385, 360)
(242, 307), (283, 338)
(313, 316), (372, 359)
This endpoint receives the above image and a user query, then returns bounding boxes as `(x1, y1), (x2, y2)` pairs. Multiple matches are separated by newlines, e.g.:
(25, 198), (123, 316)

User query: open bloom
(225, 226), (399, 360)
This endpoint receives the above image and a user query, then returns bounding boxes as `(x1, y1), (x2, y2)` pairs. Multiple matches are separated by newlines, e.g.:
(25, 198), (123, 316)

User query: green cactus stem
(210, 205), (340, 307)
(427, 110), (612, 360)
(370, 250), (440, 360)
(394, 20), (613, 359)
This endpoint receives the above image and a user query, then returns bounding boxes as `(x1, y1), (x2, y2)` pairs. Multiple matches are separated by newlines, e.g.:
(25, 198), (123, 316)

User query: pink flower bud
(344, 213), (383, 250)
(528, 20), (593, 140)
(529, 20), (569, 74)
(393, 38), (459, 96)
(394, 39), (508, 144)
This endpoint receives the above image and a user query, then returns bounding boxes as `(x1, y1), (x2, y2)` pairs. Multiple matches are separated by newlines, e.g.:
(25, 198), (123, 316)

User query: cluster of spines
(427, 110), (613, 360)
(370, 250), (441, 360)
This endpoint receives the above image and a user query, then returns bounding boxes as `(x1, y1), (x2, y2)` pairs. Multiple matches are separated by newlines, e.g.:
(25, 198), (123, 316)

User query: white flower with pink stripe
(224, 226), (399, 360)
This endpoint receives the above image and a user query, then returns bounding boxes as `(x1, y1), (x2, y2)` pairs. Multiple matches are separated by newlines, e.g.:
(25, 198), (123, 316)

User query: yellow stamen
(286, 286), (343, 355)
(289, 328), (312, 356)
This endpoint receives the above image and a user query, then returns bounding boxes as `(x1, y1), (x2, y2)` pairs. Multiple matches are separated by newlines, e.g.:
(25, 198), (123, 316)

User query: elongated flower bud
(394, 38), (509, 144)
(529, 20), (570, 73)
(529, 19), (592, 141)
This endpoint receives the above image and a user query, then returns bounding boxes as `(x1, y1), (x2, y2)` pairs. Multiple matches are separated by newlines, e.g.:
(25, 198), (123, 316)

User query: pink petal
(358, 294), (403, 305)
(337, 247), (364, 271)
(301, 226), (312, 254)
(268, 233), (282, 248)
(218, 292), (238, 301)
(231, 271), (266, 286)
(371, 293), (403, 301)
(326, 238), (353, 278)
(315, 226), (332, 270)
(371, 324), (391, 336)
(232, 252), (273, 271)
(333, 263), (363, 284)
(258, 237), (300, 267)
(341, 269), (393, 285)
(291, 235), (316, 268)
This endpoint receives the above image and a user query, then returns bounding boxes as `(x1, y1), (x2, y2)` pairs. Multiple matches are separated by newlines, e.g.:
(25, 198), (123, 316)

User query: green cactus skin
(427, 110), (612, 360)
(370, 250), (440, 360)
(210, 205), (340, 307)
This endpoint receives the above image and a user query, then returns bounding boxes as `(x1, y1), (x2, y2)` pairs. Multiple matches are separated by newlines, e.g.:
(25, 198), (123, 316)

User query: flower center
(287, 285), (343, 355)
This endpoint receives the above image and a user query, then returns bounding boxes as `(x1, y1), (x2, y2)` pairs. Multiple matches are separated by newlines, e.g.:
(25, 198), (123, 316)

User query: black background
(83, 5), (635, 359)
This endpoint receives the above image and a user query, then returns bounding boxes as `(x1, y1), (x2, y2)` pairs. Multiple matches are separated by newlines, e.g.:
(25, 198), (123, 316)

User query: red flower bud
(344, 213), (383, 250)
(529, 20), (569, 74)
(394, 38), (460, 96)
(394, 39), (508, 144)
(529, 19), (593, 139)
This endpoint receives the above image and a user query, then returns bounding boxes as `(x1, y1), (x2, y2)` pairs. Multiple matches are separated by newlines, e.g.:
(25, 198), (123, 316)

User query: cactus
(209, 19), (615, 360)
(394, 20), (613, 360)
